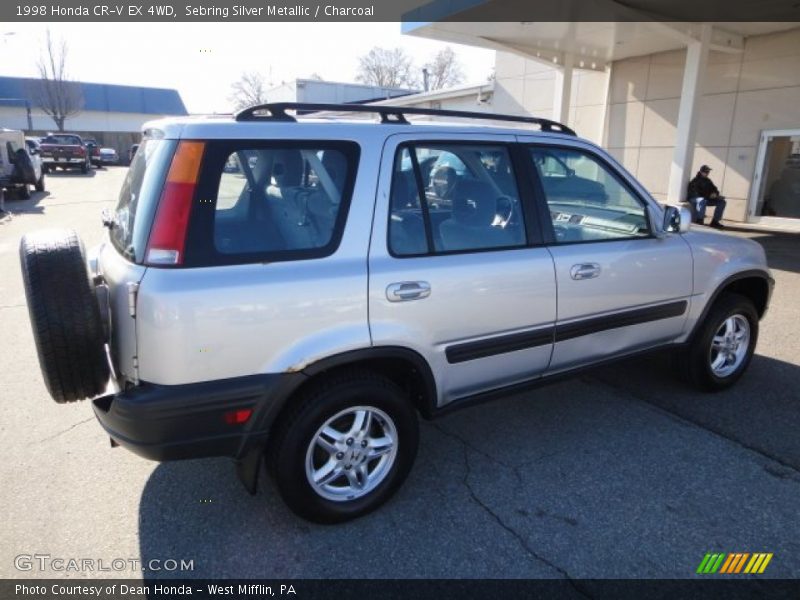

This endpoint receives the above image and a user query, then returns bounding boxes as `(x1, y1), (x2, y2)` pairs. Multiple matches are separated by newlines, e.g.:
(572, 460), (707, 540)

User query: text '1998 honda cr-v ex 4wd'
(20, 104), (774, 523)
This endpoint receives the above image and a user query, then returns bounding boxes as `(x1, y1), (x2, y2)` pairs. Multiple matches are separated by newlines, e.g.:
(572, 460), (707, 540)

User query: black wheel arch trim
(300, 346), (439, 419)
(689, 269), (774, 340)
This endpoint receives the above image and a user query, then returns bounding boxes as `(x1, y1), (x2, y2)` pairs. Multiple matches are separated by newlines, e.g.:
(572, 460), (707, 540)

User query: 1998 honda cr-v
(20, 104), (773, 523)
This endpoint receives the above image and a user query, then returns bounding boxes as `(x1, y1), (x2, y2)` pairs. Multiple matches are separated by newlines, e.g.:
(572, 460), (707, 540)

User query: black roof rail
(233, 102), (576, 136)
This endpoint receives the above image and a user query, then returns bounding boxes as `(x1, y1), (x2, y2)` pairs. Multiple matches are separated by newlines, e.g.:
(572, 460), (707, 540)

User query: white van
(0, 129), (45, 201)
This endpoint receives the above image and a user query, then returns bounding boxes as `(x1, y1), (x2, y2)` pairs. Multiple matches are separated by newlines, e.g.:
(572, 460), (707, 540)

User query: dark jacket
(687, 174), (719, 200)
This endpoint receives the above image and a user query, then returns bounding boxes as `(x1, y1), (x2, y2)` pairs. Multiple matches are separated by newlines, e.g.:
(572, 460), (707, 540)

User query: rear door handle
(386, 281), (431, 302)
(570, 263), (601, 280)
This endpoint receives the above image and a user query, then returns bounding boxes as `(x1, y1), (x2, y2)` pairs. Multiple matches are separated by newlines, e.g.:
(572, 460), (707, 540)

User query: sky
(0, 23), (496, 114)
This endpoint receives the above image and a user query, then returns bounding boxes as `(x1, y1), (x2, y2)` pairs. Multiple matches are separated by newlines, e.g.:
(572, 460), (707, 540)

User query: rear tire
(19, 229), (110, 403)
(269, 370), (419, 523)
(16, 184), (31, 200)
(35, 174), (45, 192)
(81, 162), (89, 174)
(679, 293), (759, 392)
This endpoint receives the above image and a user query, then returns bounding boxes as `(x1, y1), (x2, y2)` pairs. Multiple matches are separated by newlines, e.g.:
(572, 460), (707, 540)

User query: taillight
(145, 141), (204, 266)
(76, 147), (85, 157)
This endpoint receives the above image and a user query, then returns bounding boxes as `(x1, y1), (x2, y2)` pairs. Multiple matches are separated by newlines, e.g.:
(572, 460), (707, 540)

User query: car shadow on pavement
(44, 168), (96, 178)
(137, 352), (800, 581)
(1, 191), (50, 221)
(725, 228), (800, 275)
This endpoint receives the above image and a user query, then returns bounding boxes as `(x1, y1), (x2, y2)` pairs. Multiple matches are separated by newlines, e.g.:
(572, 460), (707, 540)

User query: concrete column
(552, 52), (574, 125)
(667, 23), (712, 204)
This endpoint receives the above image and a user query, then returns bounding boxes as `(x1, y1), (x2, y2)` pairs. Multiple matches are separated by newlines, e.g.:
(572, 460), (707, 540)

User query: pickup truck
(39, 133), (92, 174)
(82, 138), (103, 168)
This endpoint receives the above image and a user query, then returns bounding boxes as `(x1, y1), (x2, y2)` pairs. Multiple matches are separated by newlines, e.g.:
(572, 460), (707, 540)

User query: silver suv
(20, 103), (773, 523)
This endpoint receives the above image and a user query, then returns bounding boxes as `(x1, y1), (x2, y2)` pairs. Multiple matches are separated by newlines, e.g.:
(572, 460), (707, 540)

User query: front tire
(35, 174), (45, 192)
(680, 293), (759, 391)
(269, 370), (419, 523)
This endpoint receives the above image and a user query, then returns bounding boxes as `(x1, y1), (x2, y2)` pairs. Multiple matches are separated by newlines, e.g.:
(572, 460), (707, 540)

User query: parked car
(24, 138), (45, 191)
(39, 133), (91, 173)
(99, 147), (119, 165)
(19, 104), (774, 524)
(128, 143), (139, 164)
(0, 129), (45, 200)
(83, 138), (102, 168)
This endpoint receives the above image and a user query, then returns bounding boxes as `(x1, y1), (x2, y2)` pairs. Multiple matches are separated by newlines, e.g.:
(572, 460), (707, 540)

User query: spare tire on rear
(20, 229), (110, 403)
(13, 148), (37, 185)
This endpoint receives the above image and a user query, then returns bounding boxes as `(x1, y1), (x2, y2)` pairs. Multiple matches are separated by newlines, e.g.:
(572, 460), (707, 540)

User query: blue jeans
(689, 196), (726, 223)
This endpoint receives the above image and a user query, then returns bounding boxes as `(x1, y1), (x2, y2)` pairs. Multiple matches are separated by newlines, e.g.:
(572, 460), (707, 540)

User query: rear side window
(388, 143), (527, 256)
(187, 141), (358, 265)
(109, 138), (176, 261)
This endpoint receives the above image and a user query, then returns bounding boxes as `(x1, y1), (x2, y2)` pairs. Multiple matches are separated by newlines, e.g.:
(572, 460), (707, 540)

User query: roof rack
(234, 102), (576, 136)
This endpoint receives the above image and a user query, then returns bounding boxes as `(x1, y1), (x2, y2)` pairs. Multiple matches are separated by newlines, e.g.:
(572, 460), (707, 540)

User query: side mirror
(649, 204), (691, 238)
(29, 147), (38, 155)
(664, 204), (691, 234)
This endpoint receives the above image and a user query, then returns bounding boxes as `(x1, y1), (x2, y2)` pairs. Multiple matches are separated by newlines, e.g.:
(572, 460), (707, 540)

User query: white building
(266, 78), (417, 105)
(370, 81), (495, 112)
(406, 20), (800, 228)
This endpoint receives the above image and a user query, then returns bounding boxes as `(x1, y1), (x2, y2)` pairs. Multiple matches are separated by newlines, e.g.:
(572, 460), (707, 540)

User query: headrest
(431, 165), (458, 200)
(321, 150), (347, 191)
(272, 150), (303, 186)
(452, 180), (496, 226)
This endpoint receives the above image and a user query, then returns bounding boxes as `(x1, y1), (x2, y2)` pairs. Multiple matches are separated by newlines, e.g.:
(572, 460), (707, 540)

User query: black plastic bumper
(92, 373), (306, 461)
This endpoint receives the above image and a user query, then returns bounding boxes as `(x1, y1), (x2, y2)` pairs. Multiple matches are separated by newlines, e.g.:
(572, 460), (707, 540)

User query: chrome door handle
(386, 281), (431, 302)
(570, 263), (601, 280)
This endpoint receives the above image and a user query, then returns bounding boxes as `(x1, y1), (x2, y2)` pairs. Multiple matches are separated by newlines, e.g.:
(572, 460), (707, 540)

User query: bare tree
(29, 30), (83, 131)
(356, 47), (418, 89)
(228, 72), (267, 111)
(423, 47), (465, 91)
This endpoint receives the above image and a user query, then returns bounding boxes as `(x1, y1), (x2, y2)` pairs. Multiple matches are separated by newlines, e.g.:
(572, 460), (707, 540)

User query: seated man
(687, 165), (727, 229)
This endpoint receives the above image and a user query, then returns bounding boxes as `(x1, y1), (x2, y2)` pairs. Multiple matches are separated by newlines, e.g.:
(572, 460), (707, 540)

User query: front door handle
(570, 263), (601, 280)
(386, 281), (431, 302)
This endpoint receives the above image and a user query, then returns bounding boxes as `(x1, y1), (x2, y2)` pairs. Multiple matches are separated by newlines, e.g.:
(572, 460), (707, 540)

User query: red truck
(39, 133), (92, 174)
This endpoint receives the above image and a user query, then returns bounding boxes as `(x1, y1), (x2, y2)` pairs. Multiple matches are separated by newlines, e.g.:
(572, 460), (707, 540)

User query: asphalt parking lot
(1, 168), (799, 580)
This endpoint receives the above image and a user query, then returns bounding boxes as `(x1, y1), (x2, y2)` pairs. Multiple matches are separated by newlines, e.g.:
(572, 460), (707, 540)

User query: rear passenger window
(388, 144), (526, 256)
(208, 144), (357, 259)
(529, 147), (650, 243)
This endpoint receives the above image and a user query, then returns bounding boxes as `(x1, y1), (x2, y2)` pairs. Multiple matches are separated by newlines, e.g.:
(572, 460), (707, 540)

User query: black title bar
(3, 0), (800, 22)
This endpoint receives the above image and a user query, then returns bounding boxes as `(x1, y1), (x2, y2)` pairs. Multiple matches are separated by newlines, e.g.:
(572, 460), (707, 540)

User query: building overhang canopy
(405, 19), (797, 71)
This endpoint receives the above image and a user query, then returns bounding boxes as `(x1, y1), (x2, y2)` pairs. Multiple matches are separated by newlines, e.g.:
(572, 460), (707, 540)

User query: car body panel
(93, 241), (147, 384)
(132, 134), (383, 385)
(677, 228), (771, 342)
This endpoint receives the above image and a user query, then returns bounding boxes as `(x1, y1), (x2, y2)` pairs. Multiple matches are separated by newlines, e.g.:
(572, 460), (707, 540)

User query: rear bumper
(92, 373), (306, 461)
(42, 157), (85, 165)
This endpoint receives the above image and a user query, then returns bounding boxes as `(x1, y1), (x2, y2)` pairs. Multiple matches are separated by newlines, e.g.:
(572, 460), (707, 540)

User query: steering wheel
(494, 195), (516, 229)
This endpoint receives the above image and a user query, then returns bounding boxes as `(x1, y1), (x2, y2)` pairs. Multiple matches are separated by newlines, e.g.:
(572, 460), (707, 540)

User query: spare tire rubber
(13, 148), (37, 185)
(19, 229), (110, 403)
